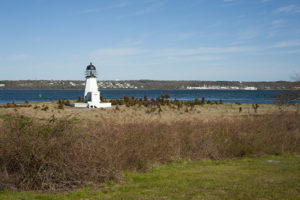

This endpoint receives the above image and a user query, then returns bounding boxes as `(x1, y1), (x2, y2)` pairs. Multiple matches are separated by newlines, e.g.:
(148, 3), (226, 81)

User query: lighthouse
(84, 62), (101, 108)
(73, 62), (111, 108)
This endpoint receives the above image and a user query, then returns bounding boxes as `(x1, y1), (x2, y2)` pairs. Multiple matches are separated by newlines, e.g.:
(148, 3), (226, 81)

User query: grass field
(1, 154), (299, 200)
(0, 101), (299, 196)
(0, 100), (299, 123)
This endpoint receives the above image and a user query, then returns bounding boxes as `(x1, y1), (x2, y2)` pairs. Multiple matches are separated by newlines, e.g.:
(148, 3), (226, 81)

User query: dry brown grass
(0, 101), (298, 123)
(0, 101), (299, 191)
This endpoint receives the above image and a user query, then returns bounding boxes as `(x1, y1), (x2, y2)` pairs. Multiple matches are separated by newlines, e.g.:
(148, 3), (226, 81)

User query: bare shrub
(57, 99), (65, 109)
(41, 104), (49, 111)
(0, 102), (32, 109)
(0, 115), (116, 191)
(252, 103), (259, 113)
(64, 100), (71, 106)
(274, 90), (299, 105)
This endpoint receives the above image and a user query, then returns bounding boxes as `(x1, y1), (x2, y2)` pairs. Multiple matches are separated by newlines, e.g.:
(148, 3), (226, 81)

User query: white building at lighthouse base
(72, 102), (111, 108)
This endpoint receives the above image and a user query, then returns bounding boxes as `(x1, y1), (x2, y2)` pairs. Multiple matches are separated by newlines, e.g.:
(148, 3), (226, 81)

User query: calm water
(0, 89), (298, 104)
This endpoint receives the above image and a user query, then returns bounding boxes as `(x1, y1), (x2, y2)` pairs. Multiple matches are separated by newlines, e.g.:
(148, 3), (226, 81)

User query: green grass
(1, 154), (300, 200)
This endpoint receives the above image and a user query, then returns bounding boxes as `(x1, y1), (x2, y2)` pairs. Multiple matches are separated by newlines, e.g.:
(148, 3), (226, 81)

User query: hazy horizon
(0, 0), (299, 81)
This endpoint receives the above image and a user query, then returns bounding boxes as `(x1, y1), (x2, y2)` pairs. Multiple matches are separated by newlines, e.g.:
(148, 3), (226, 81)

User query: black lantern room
(85, 62), (97, 78)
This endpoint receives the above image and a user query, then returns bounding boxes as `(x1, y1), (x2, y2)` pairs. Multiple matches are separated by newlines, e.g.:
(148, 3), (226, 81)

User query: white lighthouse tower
(73, 62), (111, 108)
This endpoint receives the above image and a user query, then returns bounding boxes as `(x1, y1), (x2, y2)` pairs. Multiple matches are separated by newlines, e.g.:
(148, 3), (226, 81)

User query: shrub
(185, 107), (189, 112)
(274, 90), (299, 105)
(57, 99), (65, 109)
(201, 97), (205, 104)
(164, 93), (170, 99)
(0, 115), (116, 190)
(158, 106), (162, 113)
(124, 96), (130, 103)
(77, 96), (82, 102)
(41, 105), (49, 111)
(144, 95), (148, 102)
(58, 103), (64, 110)
(64, 100), (71, 106)
(194, 98), (201, 105)
(252, 103), (259, 113)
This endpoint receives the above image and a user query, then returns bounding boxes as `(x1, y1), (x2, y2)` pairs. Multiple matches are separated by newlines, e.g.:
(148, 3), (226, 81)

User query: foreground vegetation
(0, 97), (299, 199)
(0, 101), (299, 190)
(1, 155), (300, 199)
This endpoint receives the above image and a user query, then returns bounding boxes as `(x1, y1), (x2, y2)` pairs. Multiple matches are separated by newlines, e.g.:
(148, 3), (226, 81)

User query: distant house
(69, 82), (76, 86)
(0, 84), (5, 87)
(244, 86), (257, 90)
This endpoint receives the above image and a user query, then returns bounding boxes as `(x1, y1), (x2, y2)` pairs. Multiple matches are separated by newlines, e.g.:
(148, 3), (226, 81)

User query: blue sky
(0, 0), (300, 81)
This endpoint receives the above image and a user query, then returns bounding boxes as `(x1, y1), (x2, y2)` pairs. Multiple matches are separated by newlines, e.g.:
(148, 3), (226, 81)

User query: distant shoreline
(0, 80), (298, 90)
(0, 88), (294, 91)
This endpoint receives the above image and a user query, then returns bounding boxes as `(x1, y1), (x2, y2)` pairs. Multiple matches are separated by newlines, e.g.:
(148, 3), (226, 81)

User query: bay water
(0, 89), (296, 104)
